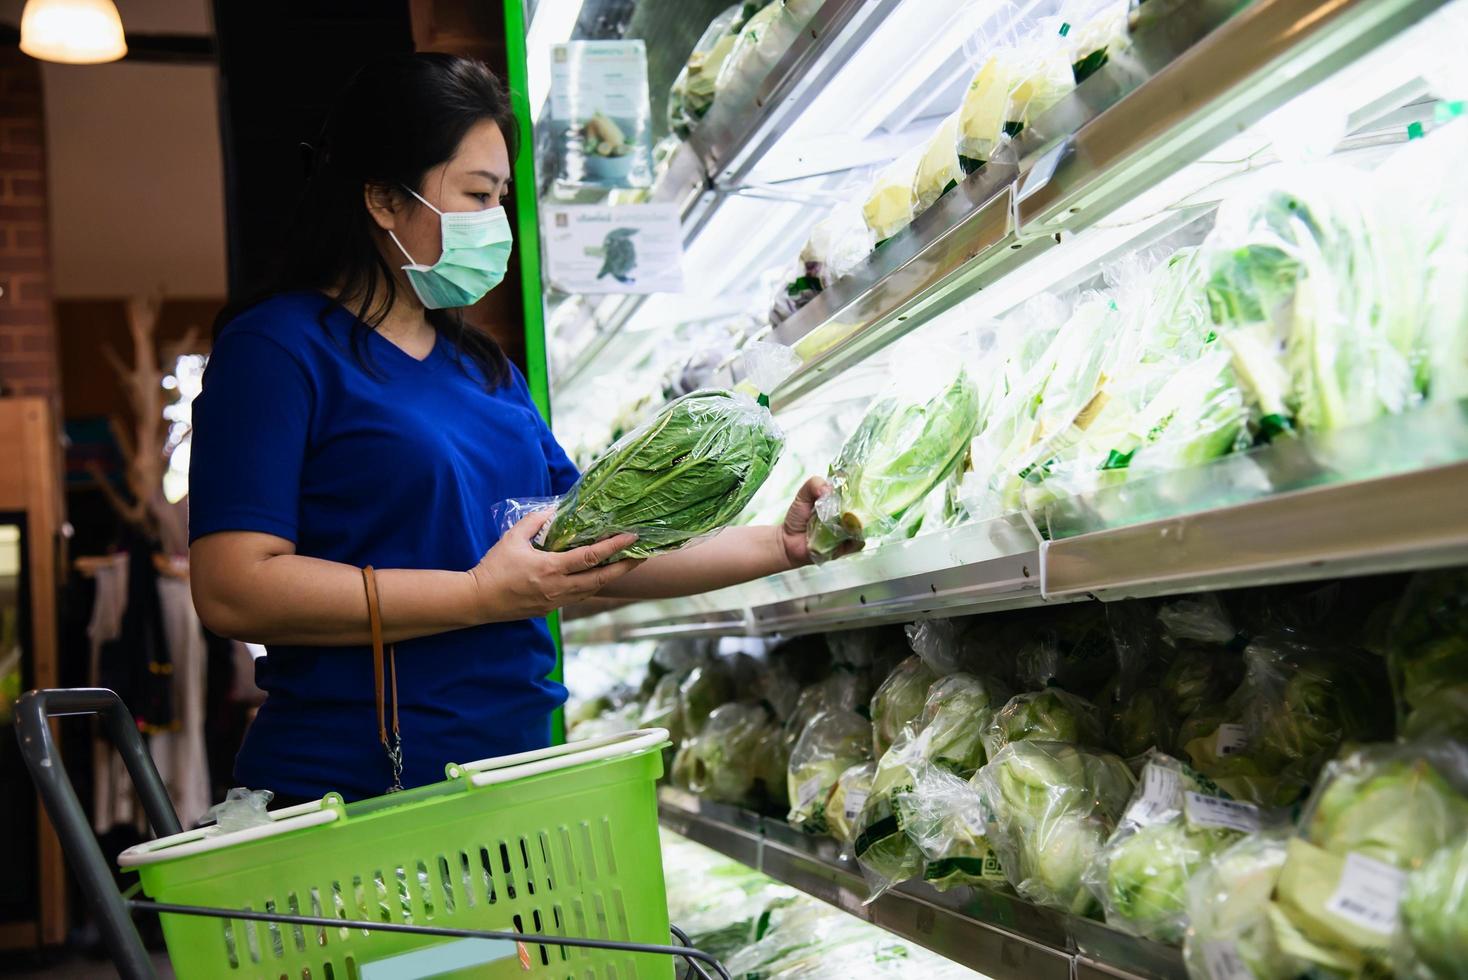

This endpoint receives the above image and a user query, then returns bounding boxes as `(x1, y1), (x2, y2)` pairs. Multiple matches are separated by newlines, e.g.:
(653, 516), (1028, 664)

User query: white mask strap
(387, 229), (418, 266)
(402, 185), (443, 215)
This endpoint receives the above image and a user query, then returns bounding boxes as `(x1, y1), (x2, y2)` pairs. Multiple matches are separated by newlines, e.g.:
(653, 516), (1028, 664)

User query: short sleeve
(188, 329), (313, 543)
(507, 365), (579, 496)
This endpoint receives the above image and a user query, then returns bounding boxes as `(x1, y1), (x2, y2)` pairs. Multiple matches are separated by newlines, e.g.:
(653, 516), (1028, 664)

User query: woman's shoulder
(216, 291), (342, 358)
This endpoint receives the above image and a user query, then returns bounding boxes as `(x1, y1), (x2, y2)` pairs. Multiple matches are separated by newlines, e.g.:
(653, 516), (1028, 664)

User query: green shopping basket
(17, 688), (727, 980)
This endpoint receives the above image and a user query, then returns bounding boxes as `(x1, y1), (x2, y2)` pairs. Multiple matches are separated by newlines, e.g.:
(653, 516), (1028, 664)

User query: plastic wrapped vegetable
(1057, 0), (1131, 83)
(753, 719), (790, 811)
(1395, 831), (1468, 979)
(1183, 831), (1305, 980)
(639, 673), (684, 742)
(982, 688), (1105, 760)
(666, 5), (750, 139)
(671, 702), (773, 804)
(678, 661), (734, 736)
(1107, 686), (1173, 760)
(787, 709), (872, 835)
(904, 766), (1007, 893)
(713, 0), (785, 98)
(869, 656), (938, 757)
(956, 49), (1018, 172)
(1161, 646), (1240, 723)
(769, 203), (874, 326)
(1088, 753), (1265, 943)
(913, 112), (964, 216)
(1158, 595), (1238, 648)
(827, 761), (876, 848)
(807, 366), (980, 560)
(975, 741), (1135, 915)
(785, 667), (870, 747)
(1387, 568), (1468, 739)
(1272, 741), (1468, 974)
(861, 149), (922, 243)
(533, 390), (783, 560)
(915, 673), (1010, 776)
(1001, 38), (1075, 141)
(852, 732), (928, 898)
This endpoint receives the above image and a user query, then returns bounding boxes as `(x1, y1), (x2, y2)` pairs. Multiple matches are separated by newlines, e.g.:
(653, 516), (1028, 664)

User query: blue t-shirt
(189, 291), (580, 801)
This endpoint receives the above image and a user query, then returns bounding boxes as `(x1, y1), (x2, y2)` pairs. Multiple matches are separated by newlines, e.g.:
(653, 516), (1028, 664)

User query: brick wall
(0, 48), (58, 403)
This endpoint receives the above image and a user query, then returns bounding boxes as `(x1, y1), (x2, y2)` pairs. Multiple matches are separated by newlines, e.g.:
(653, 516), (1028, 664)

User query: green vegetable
(544, 390), (783, 560)
(1397, 832), (1468, 980)
(827, 762), (875, 847)
(808, 369), (980, 559)
(1107, 686), (1173, 759)
(1387, 569), (1468, 737)
(852, 732), (927, 897)
(786, 709), (872, 835)
(671, 702), (774, 805)
(1183, 831), (1305, 980)
(679, 663), (733, 736)
(982, 688), (1105, 760)
(976, 741), (1134, 915)
(869, 656), (937, 757)
(915, 673), (1010, 776)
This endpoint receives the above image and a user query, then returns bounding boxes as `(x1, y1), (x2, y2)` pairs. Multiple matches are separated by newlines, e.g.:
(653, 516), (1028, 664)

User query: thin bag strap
(362, 566), (403, 792)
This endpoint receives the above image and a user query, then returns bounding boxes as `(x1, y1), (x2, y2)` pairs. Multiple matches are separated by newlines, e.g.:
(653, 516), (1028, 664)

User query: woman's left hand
(778, 476), (861, 568)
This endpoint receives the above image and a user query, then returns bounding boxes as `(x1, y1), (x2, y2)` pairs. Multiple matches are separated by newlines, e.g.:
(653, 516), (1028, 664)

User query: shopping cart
(16, 687), (729, 980)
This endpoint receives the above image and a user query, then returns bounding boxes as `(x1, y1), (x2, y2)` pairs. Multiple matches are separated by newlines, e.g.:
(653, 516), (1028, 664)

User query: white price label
(1324, 852), (1406, 935)
(843, 790), (868, 823)
(1184, 792), (1262, 833)
(1202, 940), (1255, 980)
(797, 776), (826, 811)
(1215, 724), (1249, 756)
(1125, 764), (1181, 826)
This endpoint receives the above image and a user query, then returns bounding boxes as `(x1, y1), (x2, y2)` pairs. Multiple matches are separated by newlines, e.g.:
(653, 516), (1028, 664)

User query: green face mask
(388, 186), (513, 309)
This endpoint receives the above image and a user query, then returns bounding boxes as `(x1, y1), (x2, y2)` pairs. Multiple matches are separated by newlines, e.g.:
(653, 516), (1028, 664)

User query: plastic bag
(869, 655), (938, 757)
(1088, 752), (1267, 943)
(1106, 687), (1174, 760)
(1158, 595), (1238, 648)
(1056, 0), (1131, 83)
(667, 5), (748, 139)
(1001, 36), (1075, 142)
(671, 702), (774, 804)
(956, 48), (1019, 172)
(679, 660), (734, 736)
(975, 741), (1135, 915)
(772, 203), (875, 326)
(715, 0), (805, 101)
(1386, 568), (1468, 739)
(785, 667), (870, 748)
(807, 362), (980, 560)
(786, 709), (872, 835)
(207, 788), (275, 832)
(1395, 831), (1468, 980)
(861, 148), (923, 243)
(1182, 830), (1305, 980)
(904, 765), (1007, 893)
(503, 390), (783, 561)
(1179, 636), (1391, 806)
(916, 673), (1011, 776)
(828, 761), (876, 848)
(982, 688), (1106, 760)
(913, 112), (964, 216)
(851, 731), (928, 899)
(1273, 740), (1468, 974)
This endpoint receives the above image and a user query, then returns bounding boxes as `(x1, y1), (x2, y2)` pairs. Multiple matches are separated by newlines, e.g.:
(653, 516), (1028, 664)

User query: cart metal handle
(15, 687), (180, 980)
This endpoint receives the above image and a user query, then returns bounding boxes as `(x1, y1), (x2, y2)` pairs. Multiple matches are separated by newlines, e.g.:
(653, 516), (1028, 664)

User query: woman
(189, 53), (835, 804)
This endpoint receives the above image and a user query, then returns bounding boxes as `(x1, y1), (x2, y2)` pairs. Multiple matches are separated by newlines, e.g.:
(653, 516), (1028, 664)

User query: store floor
(0, 950), (174, 979)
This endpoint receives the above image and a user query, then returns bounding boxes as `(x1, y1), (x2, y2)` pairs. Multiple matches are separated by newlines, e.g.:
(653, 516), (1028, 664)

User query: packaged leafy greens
(1001, 37), (1075, 142)
(1087, 752), (1268, 943)
(786, 709), (872, 835)
(913, 112), (965, 216)
(975, 740), (1135, 915)
(672, 702), (775, 805)
(1386, 568), (1468, 740)
(1272, 740), (1468, 975)
(1395, 831), (1468, 980)
(914, 673), (1011, 776)
(666, 4), (751, 139)
(981, 687), (1106, 760)
(807, 363), (981, 560)
(903, 765), (1007, 893)
(956, 49), (1018, 173)
(862, 149), (923, 244)
(511, 390), (782, 561)
(1055, 0), (1131, 83)
(1183, 830), (1306, 980)
(869, 656), (938, 758)
(828, 761), (876, 848)
(852, 730), (929, 898)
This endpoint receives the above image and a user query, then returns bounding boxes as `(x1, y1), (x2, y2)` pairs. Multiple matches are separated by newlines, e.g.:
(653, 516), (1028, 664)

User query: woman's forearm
(191, 535), (480, 646)
(597, 525), (793, 600)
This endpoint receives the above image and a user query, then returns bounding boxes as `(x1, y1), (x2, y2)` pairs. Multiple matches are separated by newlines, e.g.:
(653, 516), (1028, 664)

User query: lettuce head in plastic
(786, 709), (872, 835)
(672, 702), (773, 805)
(981, 687), (1105, 760)
(1183, 831), (1306, 980)
(869, 655), (938, 757)
(1396, 831), (1468, 980)
(827, 761), (876, 848)
(914, 673), (1010, 776)
(1387, 568), (1468, 738)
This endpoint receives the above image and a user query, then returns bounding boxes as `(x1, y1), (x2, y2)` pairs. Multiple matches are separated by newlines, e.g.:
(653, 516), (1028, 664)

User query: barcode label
(843, 789), (868, 822)
(1324, 852), (1406, 935)
(1215, 724), (1249, 756)
(1184, 792), (1261, 833)
(1126, 763), (1181, 826)
(797, 776), (825, 810)
(1202, 940), (1254, 980)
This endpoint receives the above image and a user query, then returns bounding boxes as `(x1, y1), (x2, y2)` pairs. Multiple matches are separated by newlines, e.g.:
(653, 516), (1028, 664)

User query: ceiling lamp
(19, 0), (128, 65)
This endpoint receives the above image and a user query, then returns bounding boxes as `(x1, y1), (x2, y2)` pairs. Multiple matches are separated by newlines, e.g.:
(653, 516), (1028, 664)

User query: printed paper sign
(1324, 852), (1406, 935)
(542, 204), (685, 294)
(1184, 792), (1262, 833)
(549, 41), (653, 189)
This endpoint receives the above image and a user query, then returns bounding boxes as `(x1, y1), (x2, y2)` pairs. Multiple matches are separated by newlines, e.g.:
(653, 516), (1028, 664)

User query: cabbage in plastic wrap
(975, 741), (1135, 915)
(861, 149), (923, 244)
(786, 709), (872, 835)
(827, 761), (876, 848)
(1182, 831), (1305, 980)
(542, 390), (784, 560)
(1395, 831), (1468, 980)
(916, 673), (1011, 776)
(913, 112), (965, 216)
(869, 655), (938, 757)
(1387, 568), (1468, 740)
(903, 766), (1007, 894)
(671, 702), (773, 805)
(981, 688), (1106, 760)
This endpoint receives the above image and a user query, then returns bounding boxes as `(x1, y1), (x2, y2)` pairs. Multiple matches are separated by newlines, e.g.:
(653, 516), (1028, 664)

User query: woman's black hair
(217, 52), (517, 387)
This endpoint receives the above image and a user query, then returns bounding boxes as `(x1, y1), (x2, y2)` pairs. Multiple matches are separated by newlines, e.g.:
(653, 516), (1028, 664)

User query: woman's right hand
(468, 511), (644, 622)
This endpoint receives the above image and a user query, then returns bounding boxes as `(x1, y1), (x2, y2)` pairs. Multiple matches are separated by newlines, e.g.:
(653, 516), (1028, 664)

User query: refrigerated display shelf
(761, 0), (1450, 412)
(563, 449), (1468, 645)
(657, 787), (1186, 980)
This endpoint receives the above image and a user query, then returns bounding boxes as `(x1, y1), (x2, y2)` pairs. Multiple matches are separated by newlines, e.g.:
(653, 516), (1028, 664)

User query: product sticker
(1184, 792), (1262, 833)
(1215, 724), (1249, 757)
(797, 776), (826, 810)
(1202, 940), (1254, 980)
(1125, 763), (1181, 826)
(843, 789), (869, 823)
(1324, 852), (1407, 935)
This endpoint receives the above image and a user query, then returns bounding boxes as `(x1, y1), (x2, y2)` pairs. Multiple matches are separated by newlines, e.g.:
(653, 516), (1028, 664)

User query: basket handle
(452, 728), (669, 788)
(15, 688), (173, 980)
